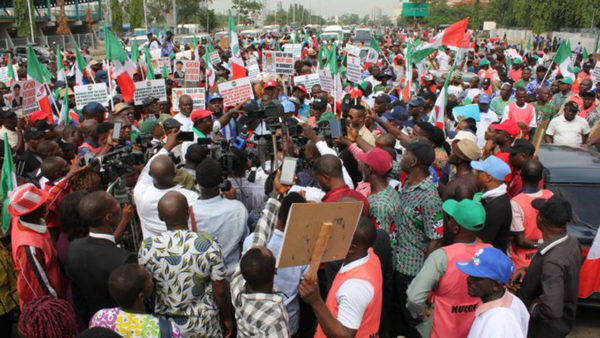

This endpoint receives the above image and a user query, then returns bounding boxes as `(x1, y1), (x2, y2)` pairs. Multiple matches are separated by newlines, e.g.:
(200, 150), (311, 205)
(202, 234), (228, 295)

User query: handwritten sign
(293, 74), (321, 94)
(217, 77), (254, 107)
(172, 87), (205, 112)
(346, 55), (363, 84)
(183, 60), (201, 82)
(134, 79), (168, 105)
(262, 51), (295, 75)
(318, 68), (334, 94)
(74, 83), (109, 110)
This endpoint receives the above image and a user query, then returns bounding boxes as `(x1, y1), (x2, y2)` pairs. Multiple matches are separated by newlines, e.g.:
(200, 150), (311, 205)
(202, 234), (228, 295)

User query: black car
(538, 144), (600, 306)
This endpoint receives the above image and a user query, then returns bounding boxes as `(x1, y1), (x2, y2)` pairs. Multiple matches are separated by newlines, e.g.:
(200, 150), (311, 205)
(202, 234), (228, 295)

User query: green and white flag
(7, 53), (17, 86)
(58, 86), (71, 125)
(364, 37), (381, 70)
(143, 47), (155, 80)
(74, 42), (89, 85)
(56, 46), (66, 83)
(0, 133), (16, 234)
(554, 40), (574, 80)
(131, 38), (140, 63)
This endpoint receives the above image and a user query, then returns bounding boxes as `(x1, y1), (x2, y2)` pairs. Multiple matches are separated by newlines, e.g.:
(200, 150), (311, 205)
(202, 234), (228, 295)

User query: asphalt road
(569, 307), (600, 337)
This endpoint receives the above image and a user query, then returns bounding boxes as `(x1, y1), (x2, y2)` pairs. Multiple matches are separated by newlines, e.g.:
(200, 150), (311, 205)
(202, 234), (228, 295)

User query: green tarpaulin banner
(402, 3), (429, 18)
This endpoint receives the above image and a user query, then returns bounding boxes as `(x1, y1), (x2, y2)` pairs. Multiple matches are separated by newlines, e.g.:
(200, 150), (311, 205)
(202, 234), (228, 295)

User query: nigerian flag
(131, 38), (140, 63)
(364, 37), (381, 70)
(0, 133), (16, 234)
(143, 46), (155, 80)
(161, 63), (169, 79)
(554, 40), (574, 80)
(583, 47), (589, 61)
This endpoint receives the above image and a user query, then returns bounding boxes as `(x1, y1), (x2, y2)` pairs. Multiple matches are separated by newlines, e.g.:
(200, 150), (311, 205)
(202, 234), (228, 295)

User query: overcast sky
(212, 0), (400, 18)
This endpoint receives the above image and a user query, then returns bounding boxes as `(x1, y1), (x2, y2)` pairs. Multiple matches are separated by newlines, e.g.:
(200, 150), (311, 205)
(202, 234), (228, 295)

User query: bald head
(240, 246), (276, 291)
(313, 154), (343, 178)
(158, 191), (190, 228)
(81, 119), (98, 137)
(521, 159), (543, 185)
(79, 191), (119, 229)
(150, 155), (176, 188)
(375, 133), (397, 149)
(352, 216), (377, 249)
(40, 156), (67, 181)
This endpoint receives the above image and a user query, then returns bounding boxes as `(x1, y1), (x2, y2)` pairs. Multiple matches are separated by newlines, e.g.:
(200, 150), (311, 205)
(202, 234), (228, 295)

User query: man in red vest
(299, 218), (382, 338)
(502, 87), (537, 135)
(8, 183), (66, 306)
(407, 198), (490, 338)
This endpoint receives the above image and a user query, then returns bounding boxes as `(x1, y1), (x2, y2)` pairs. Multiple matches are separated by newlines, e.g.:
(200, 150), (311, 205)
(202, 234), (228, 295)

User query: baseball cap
(455, 139), (481, 161)
(531, 195), (572, 227)
(455, 247), (515, 283)
(162, 118), (182, 129)
(424, 73), (434, 82)
(264, 80), (277, 89)
(384, 105), (409, 125)
(355, 148), (393, 175)
(470, 155), (511, 181)
(311, 96), (328, 110)
(449, 130), (478, 144)
(0, 106), (14, 118)
(375, 94), (391, 104)
(401, 138), (435, 166)
(493, 119), (520, 138)
(479, 59), (490, 66)
(503, 138), (535, 156)
(113, 102), (133, 115)
(82, 102), (107, 115)
(141, 119), (160, 134)
(560, 77), (574, 85)
(7, 183), (49, 216)
(442, 198), (486, 231)
(408, 96), (426, 107)
(207, 92), (223, 103)
(239, 99), (264, 125)
(35, 120), (54, 133)
(308, 48), (317, 56)
(190, 109), (213, 123)
(293, 85), (307, 95)
(341, 94), (358, 112)
(512, 57), (522, 65)
(478, 94), (491, 104)
(282, 100), (296, 114)
(142, 96), (159, 106)
(24, 127), (43, 140)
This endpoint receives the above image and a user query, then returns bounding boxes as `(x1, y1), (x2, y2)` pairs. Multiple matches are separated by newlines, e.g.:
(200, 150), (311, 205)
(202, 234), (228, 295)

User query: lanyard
(192, 127), (206, 138)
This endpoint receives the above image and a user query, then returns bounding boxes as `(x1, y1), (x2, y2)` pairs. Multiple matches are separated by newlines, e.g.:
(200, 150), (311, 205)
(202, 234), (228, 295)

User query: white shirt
(191, 195), (248, 278)
(501, 103), (538, 128)
(88, 232), (116, 244)
(133, 148), (199, 239)
(335, 253), (375, 330)
(476, 110), (499, 148)
(546, 114), (590, 147)
(436, 52), (450, 71)
(315, 140), (355, 189)
(149, 40), (160, 50)
(230, 171), (267, 212)
(468, 291), (529, 338)
(173, 112), (193, 132)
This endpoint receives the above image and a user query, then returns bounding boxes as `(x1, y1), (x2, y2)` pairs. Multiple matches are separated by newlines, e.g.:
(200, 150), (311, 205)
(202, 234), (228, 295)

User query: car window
(547, 184), (600, 231)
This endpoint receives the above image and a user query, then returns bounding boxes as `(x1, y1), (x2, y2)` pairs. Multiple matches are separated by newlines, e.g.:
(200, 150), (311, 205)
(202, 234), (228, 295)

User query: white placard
(592, 62), (600, 84)
(247, 64), (260, 81)
(183, 60), (201, 82)
(217, 77), (254, 107)
(172, 87), (205, 112)
(74, 83), (109, 110)
(11, 80), (39, 115)
(318, 68), (334, 94)
(133, 79), (168, 105)
(0, 65), (18, 84)
(345, 45), (361, 57)
(293, 74), (321, 94)
(346, 55), (363, 84)
(209, 51), (221, 65)
(262, 50), (295, 75)
(151, 57), (171, 74)
(283, 43), (303, 59)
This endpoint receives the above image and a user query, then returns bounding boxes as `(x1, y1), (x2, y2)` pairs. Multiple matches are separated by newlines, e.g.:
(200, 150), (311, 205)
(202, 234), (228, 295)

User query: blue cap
(207, 92), (223, 103)
(470, 155), (511, 181)
(478, 94), (491, 104)
(282, 100), (295, 113)
(455, 247), (515, 283)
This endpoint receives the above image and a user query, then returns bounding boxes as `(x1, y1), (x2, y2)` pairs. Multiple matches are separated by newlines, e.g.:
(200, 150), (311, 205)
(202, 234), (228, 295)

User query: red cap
(493, 119), (520, 137)
(355, 148), (393, 175)
(264, 80), (277, 88)
(8, 183), (49, 216)
(190, 109), (213, 122)
(293, 85), (307, 94)
(30, 110), (50, 124)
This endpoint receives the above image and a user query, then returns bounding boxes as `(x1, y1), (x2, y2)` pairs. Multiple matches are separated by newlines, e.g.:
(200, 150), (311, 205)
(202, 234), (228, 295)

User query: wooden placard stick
(307, 222), (334, 280)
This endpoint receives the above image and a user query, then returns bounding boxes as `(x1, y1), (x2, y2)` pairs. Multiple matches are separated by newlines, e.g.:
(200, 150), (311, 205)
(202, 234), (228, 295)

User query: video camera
(83, 145), (146, 184)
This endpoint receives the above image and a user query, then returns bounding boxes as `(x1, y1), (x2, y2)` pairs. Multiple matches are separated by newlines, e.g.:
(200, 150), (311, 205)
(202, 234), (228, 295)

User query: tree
(263, 4), (325, 26)
(15, 0), (33, 37)
(196, 8), (219, 32)
(85, 5), (94, 32)
(111, 0), (124, 32)
(129, 0), (143, 28)
(232, 0), (263, 25)
(56, 0), (70, 35)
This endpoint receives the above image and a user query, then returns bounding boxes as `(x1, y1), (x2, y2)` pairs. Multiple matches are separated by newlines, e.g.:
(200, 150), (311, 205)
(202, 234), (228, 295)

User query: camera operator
(133, 128), (199, 239)
(238, 100), (271, 140)
(229, 148), (267, 214)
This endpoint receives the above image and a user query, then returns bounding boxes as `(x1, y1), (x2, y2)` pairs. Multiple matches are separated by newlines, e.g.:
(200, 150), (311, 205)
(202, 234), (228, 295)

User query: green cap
(442, 199), (486, 231)
(479, 59), (490, 66)
(141, 119), (160, 134)
(560, 77), (574, 85)
(512, 57), (522, 65)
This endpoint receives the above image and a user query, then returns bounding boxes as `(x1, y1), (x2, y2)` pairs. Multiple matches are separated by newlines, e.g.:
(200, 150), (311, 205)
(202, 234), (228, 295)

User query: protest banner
(150, 49), (162, 60)
(174, 50), (192, 59)
(345, 44), (361, 57)
(217, 77), (254, 107)
(151, 58), (171, 74)
(172, 87), (205, 112)
(452, 104), (481, 121)
(134, 79), (168, 105)
(74, 83), (109, 110)
(283, 43), (303, 59)
(183, 60), (201, 82)
(592, 62), (600, 83)
(219, 37), (230, 49)
(11, 80), (39, 116)
(346, 55), (363, 84)
(318, 68), (334, 94)
(246, 63), (260, 81)
(262, 51), (295, 75)
(0, 65), (17, 83)
(277, 201), (363, 278)
(209, 51), (221, 65)
(293, 74), (321, 94)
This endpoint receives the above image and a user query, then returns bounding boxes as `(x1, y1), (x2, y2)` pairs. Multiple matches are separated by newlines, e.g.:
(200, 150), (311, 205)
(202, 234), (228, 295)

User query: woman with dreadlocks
(18, 295), (78, 338)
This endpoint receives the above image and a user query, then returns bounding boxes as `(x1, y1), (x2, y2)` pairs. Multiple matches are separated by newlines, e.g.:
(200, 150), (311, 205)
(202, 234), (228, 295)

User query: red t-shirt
(322, 185), (370, 217)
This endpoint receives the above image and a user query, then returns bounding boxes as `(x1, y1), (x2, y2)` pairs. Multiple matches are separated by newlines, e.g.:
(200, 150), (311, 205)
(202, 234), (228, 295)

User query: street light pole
(143, 0), (148, 29)
(26, 0), (35, 42)
(173, 0), (177, 34)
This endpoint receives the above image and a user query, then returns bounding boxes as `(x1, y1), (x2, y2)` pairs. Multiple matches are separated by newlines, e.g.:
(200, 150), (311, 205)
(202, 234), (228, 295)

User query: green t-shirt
(489, 96), (515, 118)
(317, 111), (336, 123)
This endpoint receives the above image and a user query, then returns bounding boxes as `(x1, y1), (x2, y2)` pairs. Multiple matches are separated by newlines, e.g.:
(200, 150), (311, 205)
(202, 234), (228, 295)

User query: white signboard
(262, 51), (295, 75)
(11, 80), (39, 115)
(293, 74), (321, 94)
(74, 83), (109, 110)
(0, 65), (18, 84)
(183, 60), (201, 82)
(217, 77), (254, 107)
(174, 50), (192, 59)
(172, 87), (205, 112)
(592, 62), (600, 84)
(318, 68), (334, 94)
(283, 43), (303, 59)
(346, 55), (363, 84)
(345, 45), (361, 57)
(151, 57), (171, 74)
(209, 51), (221, 65)
(247, 63), (260, 81)
(133, 79), (168, 105)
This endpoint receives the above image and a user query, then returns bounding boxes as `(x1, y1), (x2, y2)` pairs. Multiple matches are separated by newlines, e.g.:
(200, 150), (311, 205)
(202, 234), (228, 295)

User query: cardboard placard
(276, 201), (363, 269)
(11, 80), (39, 115)
(293, 74), (321, 94)
(134, 79), (168, 105)
(149, 49), (162, 60)
(74, 83), (109, 110)
(283, 43), (303, 60)
(262, 51), (295, 75)
(183, 60), (201, 82)
(452, 104), (481, 121)
(346, 55), (363, 84)
(246, 63), (260, 81)
(219, 37), (230, 49)
(174, 50), (192, 60)
(209, 51), (221, 65)
(318, 68), (334, 94)
(151, 58), (171, 74)
(217, 77), (254, 107)
(0, 65), (17, 84)
(172, 87), (205, 112)
(592, 62), (600, 84)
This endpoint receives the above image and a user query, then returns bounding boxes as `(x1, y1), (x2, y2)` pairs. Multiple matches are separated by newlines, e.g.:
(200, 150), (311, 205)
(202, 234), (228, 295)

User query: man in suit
(66, 191), (137, 325)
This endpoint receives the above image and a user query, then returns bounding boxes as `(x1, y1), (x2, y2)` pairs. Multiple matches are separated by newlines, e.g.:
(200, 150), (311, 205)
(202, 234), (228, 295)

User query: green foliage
(264, 3), (325, 26)
(231, 0), (263, 24)
(15, 0), (33, 37)
(194, 8), (219, 32)
(129, 0), (143, 28)
(147, 0), (214, 27)
(111, 0), (124, 32)
(338, 14), (361, 25)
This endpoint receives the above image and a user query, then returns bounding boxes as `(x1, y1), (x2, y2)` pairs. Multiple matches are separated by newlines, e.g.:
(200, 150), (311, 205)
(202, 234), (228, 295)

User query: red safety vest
(431, 242), (490, 338)
(507, 102), (535, 126)
(78, 141), (101, 155)
(315, 248), (382, 338)
(510, 189), (553, 270)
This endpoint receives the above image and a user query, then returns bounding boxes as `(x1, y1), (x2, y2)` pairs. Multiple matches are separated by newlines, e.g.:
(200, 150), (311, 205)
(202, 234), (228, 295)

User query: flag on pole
(579, 229), (600, 298)
(527, 35), (531, 53)
(7, 54), (17, 86)
(228, 10), (246, 79)
(131, 38), (140, 63)
(27, 45), (52, 116)
(143, 47), (155, 80)
(402, 42), (413, 103)
(105, 27), (136, 102)
(326, 44), (338, 75)
(554, 40), (575, 80)
(411, 17), (469, 64)
(56, 47), (66, 83)
(161, 63), (169, 79)
(204, 52), (215, 88)
(364, 37), (381, 70)
(430, 65), (455, 130)
(582, 47), (589, 61)
(74, 43), (88, 86)
(58, 87), (71, 125)
(0, 133), (16, 234)
(192, 35), (200, 61)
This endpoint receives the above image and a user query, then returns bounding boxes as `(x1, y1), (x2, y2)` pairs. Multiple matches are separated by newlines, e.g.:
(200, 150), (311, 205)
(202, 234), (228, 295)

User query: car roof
(538, 144), (600, 184)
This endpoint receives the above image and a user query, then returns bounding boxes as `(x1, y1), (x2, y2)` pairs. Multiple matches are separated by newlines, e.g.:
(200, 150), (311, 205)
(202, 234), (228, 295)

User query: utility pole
(173, 0), (177, 33)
